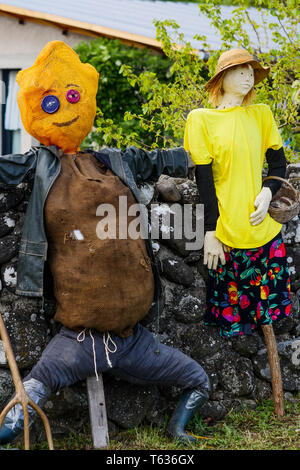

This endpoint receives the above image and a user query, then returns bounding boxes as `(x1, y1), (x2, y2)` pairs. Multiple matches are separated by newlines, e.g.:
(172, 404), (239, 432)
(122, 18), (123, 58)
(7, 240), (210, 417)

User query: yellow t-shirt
(184, 103), (283, 248)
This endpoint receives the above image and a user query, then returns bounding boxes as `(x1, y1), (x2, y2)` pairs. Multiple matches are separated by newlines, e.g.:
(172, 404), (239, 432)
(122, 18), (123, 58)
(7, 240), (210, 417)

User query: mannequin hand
(204, 230), (226, 270)
(250, 187), (272, 226)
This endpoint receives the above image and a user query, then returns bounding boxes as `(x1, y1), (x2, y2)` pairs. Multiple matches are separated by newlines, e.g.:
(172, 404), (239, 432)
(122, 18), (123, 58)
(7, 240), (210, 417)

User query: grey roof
(0, 0), (291, 52)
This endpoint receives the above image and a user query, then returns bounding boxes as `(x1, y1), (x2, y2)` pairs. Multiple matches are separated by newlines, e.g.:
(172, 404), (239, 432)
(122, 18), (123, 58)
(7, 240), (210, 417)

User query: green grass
(4, 398), (300, 451)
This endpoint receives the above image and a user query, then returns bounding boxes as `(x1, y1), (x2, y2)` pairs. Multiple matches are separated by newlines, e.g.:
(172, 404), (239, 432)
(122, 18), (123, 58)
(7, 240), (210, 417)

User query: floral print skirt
(204, 230), (291, 339)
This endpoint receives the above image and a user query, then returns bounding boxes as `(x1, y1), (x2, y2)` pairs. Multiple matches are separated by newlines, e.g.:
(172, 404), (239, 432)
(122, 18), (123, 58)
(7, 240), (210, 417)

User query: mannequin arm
(195, 164), (219, 232)
(262, 147), (286, 196)
(250, 186), (272, 225)
(195, 164), (228, 269)
(204, 231), (226, 270)
(250, 147), (286, 225)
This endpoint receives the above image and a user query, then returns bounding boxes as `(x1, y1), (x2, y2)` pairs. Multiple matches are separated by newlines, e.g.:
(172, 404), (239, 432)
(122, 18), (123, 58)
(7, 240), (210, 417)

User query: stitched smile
(53, 115), (79, 127)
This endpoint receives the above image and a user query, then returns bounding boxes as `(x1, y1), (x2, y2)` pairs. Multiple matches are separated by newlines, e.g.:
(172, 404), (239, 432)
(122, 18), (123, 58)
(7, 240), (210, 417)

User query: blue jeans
(29, 323), (209, 393)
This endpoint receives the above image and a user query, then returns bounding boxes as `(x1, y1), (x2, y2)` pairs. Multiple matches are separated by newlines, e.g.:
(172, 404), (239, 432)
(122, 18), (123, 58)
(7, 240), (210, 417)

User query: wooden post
(87, 375), (109, 449)
(261, 324), (285, 417)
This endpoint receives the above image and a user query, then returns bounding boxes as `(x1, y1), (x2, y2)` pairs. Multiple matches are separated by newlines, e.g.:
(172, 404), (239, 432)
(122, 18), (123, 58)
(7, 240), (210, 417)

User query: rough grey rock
(293, 247), (300, 279)
(184, 251), (203, 264)
(178, 323), (226, 360)
(188, 270), (207, 299)
(0, 369), (14, 409)
(0, 341), (7, 366)
(284, 392), (298, 403)
(156, 274), (206, 331)
(173, 295), (203, 324)
(277, 339), (300, 367)
(254, 377), (272, 401)
(161, 236), (194, 258)
(1, 260), (18, 292)
(0, 213), (17, 238)
(175, 180), (201, 205)
(286, 163), (300, 179)
(196, 256), (210, 284)
(286, 251), (296, 289)
(105, 378), (158, 429)
(156, 175), (182, 203)
(252, 339), (300, 391)
(145, 393), (172, 427)
(230, 398), (257, 411)
(0, 186), (24, 212)
(0, 234), (19, 264)
(0, 292), (51, 369)
(231, 332), (263, 357)
(272, 299), (299, 335)
(216, 353), (256, 397)
(198, 357), (219, 393)
(282, 219), (300, 246)
(161, 257), (194, 286)
(151, 202), (203, 257)
(45, 385), (88, 418)
(198, 400), (227, 421)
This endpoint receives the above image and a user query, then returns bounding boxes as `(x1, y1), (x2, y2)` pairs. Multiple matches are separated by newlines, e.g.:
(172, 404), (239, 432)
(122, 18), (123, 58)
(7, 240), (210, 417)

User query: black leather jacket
(0, 145), (188, 317)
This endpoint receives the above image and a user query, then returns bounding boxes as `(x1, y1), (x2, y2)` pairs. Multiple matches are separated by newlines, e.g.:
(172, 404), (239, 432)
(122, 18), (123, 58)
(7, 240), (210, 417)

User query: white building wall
(0, 15), (93, 153)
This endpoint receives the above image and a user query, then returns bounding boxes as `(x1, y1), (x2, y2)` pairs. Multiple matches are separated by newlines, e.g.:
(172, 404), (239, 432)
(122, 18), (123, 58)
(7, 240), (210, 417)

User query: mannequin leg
(261, 324), (284, 417)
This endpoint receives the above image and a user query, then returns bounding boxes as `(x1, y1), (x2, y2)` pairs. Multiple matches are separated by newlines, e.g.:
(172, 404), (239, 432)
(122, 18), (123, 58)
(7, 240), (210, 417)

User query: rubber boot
(167, 384), (210, 443)
(0, 378), (51, 446)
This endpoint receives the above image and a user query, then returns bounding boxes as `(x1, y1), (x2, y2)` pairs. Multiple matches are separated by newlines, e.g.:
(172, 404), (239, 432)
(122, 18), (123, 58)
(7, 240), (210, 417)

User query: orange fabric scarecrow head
(16, 41), (99, 153)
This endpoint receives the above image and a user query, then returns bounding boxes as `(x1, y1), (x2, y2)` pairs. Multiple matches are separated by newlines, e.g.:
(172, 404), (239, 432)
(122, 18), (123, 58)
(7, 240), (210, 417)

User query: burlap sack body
(44, 152), (155, 337)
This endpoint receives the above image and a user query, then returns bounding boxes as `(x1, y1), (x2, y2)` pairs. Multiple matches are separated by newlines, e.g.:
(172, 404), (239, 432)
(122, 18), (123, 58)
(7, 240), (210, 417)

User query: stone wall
(0, 164), (299, 442)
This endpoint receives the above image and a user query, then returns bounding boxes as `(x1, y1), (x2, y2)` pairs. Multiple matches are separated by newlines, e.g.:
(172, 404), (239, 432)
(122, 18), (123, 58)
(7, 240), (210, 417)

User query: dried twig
(245, 10), (263, 54)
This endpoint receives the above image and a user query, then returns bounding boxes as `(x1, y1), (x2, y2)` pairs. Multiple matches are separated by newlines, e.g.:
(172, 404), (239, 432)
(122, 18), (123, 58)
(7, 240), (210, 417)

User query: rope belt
(76, 328), (117, 381)
(102, 332), (118, 369)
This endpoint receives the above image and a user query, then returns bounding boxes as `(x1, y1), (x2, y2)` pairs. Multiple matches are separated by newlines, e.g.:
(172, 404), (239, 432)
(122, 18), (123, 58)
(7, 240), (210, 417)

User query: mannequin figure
(204, 62), (274, 270)
(0, 41), (210, 446)
(184, 49), (291, 414)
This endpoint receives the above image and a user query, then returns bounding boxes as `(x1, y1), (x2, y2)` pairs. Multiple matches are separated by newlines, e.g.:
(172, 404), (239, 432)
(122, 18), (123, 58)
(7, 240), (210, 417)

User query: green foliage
(8, 398), (300, 450)
(151, 0), (270, 4)
(87, 0), (299, 163)
(74, 37), (173, 149)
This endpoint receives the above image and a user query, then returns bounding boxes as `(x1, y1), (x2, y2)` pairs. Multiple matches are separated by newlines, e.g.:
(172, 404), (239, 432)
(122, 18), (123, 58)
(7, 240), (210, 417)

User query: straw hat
(205, 48), (270, 91)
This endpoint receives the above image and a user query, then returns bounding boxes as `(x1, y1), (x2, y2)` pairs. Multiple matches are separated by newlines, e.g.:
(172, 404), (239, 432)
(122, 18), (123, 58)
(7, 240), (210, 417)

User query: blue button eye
(41, 95), (60, 114)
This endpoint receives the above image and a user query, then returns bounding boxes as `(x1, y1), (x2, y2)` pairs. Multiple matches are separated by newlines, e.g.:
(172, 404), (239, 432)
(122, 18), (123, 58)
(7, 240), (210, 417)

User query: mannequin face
(222, 64), (254, 97)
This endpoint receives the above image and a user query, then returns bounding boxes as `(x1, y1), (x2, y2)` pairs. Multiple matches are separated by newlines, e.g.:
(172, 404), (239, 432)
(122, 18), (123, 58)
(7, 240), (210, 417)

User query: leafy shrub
(76, 0), (299, 162)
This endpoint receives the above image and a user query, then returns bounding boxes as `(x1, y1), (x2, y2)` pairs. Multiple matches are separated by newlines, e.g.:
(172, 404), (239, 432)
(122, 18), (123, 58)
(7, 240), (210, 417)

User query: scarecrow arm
(121, 146), (188, 184)
(0, 148), (38, 186)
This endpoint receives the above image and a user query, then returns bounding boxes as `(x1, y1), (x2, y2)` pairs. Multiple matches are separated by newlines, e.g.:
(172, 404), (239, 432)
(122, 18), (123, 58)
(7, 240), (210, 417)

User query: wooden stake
(261, 324), (285, 418)
(87, 375), (109, 449)
(0, 312), (54, 450)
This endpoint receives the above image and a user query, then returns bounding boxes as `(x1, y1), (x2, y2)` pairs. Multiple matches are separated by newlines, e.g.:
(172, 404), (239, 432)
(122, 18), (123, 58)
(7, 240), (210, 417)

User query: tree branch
(276, 15), (295, 45)
(245, 10), (263, 54)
